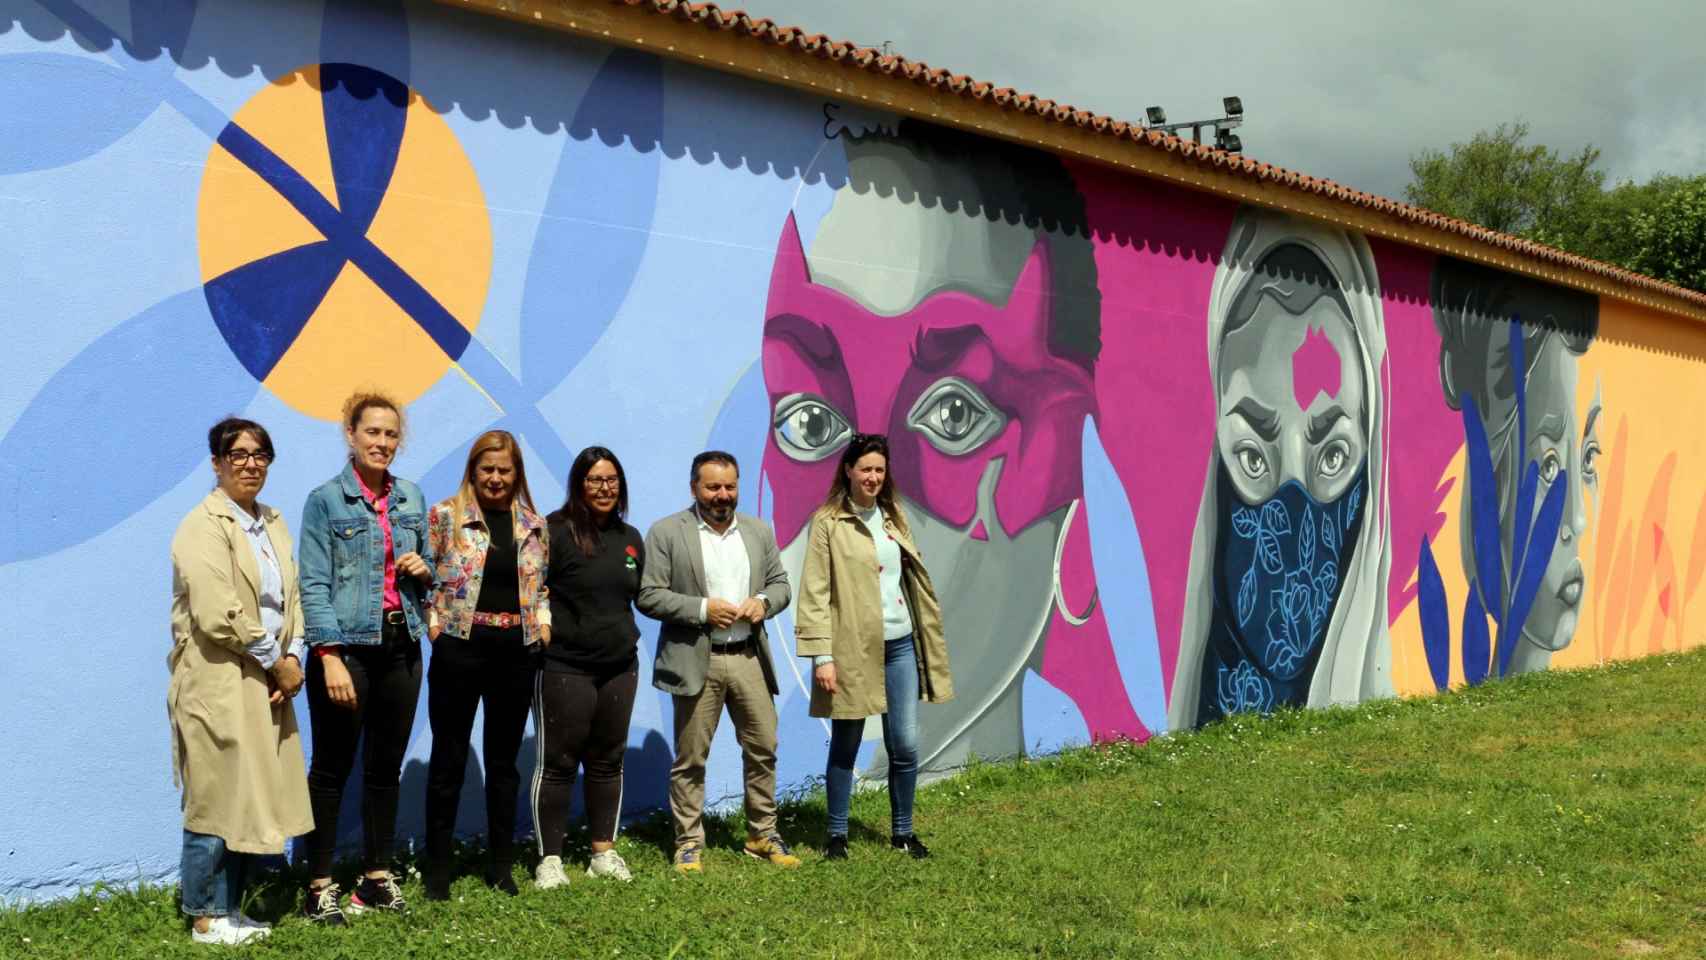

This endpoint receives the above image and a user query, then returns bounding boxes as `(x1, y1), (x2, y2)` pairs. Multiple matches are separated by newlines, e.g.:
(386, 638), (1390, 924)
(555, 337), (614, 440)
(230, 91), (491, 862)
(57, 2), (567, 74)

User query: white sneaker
(586, 849), (633, 883)
(534, 855), (571, 890)
(230, 912), (271, 931)
(191, 915), (264, 945)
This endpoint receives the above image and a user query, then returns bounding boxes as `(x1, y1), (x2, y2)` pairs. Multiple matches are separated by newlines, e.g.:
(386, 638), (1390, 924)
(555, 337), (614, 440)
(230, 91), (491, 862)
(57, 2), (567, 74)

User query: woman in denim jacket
(296, 391), (434, 923)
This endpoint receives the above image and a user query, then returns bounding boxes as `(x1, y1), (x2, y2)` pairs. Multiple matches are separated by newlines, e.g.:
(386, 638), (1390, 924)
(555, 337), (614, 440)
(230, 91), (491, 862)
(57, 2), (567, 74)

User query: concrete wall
(4, 0), (1704, 900)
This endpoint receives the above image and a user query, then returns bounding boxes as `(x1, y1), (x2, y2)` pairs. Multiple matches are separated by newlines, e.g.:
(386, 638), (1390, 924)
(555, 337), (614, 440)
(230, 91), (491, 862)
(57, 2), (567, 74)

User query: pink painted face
(760, 214), (1095, 545)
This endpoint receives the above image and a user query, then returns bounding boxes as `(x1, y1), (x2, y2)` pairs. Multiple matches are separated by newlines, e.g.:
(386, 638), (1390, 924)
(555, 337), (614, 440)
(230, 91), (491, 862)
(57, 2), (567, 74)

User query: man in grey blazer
(638, 450), (797, 872)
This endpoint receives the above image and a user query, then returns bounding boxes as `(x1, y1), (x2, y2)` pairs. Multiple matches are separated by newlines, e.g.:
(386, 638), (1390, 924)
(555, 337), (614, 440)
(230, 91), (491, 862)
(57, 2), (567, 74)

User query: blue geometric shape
(319, 62), (409, 232)
(519, 49), (664, 399)
(0, 290), (259, 566)
(1081, 416), (1168, 735)
(0, 53), (164, 174)
(202, 241), (345, 380)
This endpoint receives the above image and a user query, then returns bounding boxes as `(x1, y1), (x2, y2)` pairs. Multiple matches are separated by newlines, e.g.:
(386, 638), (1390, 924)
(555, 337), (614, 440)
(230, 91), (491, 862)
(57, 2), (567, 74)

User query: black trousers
(424, 632), (537, 870)
(532, 659), (638, 856)
(304, 622), (423, 877)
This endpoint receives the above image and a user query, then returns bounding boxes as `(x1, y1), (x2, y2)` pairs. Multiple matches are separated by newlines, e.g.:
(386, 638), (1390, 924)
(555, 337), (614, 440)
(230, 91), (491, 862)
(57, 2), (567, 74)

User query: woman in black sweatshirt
(533, 446), (645, 887)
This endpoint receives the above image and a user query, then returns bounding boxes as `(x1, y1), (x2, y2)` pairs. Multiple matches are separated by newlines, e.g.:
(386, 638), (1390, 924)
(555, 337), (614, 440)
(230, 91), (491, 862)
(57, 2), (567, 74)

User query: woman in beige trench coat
(795, 433), (953, 862)
(168, 418), (313, 945)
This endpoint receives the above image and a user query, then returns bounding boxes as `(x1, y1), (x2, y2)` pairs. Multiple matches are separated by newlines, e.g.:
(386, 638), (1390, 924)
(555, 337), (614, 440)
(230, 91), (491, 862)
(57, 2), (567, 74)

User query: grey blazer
(638, 507), (793, 697)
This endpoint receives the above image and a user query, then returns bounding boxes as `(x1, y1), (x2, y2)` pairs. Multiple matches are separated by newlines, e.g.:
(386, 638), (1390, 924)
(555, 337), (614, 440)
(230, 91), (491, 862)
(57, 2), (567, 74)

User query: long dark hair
(821, 433), (900, 520)
(555, 446), (629, 556)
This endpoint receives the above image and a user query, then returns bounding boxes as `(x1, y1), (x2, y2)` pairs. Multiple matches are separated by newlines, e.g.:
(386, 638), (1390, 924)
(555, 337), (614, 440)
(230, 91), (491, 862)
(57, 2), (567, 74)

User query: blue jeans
(826, 634), (920, 838)
(179, 831), (250, 918)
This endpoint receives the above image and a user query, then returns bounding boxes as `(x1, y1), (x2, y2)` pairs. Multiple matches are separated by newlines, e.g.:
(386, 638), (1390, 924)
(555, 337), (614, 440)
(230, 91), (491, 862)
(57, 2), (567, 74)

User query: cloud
(750, 0), (1706, 198)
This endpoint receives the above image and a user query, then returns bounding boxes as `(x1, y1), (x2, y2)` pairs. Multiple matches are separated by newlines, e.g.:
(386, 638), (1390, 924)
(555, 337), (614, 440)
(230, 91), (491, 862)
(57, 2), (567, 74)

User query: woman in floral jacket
(422, 430), (550, 899)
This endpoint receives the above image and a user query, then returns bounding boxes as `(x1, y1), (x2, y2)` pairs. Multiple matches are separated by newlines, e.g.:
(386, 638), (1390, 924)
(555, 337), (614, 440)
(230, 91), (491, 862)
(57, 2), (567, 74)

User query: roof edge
(434, 0), (1706, 324)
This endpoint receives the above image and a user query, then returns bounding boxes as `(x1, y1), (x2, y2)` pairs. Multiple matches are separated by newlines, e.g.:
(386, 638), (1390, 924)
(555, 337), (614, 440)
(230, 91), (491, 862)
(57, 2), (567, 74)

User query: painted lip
(1556, 560), (1585, 607)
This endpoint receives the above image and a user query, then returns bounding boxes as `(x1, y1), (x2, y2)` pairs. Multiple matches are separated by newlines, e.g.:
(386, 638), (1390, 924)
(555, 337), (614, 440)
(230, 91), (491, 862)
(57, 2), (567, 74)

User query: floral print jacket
(426, 498), (551, 648)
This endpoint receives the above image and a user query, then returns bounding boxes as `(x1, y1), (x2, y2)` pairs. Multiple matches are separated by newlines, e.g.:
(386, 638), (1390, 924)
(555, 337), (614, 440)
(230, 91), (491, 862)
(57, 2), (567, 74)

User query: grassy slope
(5, 651), (1704, 959)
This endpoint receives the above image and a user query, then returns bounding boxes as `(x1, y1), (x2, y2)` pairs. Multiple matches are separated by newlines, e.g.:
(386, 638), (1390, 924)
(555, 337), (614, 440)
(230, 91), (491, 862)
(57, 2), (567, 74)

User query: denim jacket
(299, 463), (433, 646)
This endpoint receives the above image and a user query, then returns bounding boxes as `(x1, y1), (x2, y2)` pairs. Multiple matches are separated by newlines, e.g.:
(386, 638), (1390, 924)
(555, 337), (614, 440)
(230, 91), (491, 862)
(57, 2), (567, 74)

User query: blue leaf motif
(1462, 582), (1492, 686)
(0, 290), (259, 565)
(1343, 484), (1362, 532)
(1313, 560), (1338, 621)
(1237, 565), (1257, 626)
(1503, 475), (1568, 676)
(0, 53), (168, 174)
(1461, 393), (1505, 624)
(1417, 538), (1452, 692)
(1231, 507), (1260, 540)
(1256, 529), (1284, 574)
(1299, 506), (1316, 571)
(520, 49), (664, 400)
(1261, 499), (1292, 536)
(1321, 509), (1338, 555)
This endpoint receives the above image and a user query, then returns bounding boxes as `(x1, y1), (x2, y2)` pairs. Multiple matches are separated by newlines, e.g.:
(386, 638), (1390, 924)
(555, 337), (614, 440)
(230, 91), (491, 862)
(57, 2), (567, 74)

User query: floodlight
(1145, 105), (1167, 126)
(1223, 96), (1243, 117)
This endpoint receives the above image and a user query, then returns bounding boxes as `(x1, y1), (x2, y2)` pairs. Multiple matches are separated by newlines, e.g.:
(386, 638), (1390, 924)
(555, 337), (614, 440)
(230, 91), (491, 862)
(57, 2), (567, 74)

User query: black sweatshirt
(544, 513), (645, 672)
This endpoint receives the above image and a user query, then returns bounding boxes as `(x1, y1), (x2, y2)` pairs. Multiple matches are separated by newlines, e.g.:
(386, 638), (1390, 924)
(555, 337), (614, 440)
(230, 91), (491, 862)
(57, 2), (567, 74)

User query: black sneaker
(824, 835), (849, 861)
(301, 882), (347, 926)
(348, 874), (407, 914)
(890, 834), (930, 859)
(484, 868), (519, 897)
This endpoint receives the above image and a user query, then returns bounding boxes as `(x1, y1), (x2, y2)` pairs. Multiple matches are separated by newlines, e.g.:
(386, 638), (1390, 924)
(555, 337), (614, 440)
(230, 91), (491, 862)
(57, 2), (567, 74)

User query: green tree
(1405, 121), (1604, 242)
(1630, 175), (1706, 293)
(1406, 123), (1706, 294)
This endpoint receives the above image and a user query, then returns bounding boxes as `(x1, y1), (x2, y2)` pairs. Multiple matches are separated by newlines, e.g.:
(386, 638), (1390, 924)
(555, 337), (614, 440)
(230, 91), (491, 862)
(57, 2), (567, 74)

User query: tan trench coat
(167, 490), (313, 854)
(795, 499), (953, 719)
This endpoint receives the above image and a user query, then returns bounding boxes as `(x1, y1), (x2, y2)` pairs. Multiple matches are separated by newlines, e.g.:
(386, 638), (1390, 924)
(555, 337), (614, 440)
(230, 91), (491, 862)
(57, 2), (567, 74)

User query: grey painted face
(1508, 336), (1598, 666)
(777, 458), (1068, 778)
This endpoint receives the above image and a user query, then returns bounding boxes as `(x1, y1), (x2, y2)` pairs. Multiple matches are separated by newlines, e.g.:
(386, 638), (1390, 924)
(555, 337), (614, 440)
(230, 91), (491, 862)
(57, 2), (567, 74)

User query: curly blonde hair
(340, 389), (406, 447)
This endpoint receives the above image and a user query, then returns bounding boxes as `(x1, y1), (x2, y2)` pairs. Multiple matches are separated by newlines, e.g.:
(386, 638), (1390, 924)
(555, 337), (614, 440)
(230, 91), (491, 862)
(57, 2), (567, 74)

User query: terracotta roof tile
(601, 0), (1706, 309)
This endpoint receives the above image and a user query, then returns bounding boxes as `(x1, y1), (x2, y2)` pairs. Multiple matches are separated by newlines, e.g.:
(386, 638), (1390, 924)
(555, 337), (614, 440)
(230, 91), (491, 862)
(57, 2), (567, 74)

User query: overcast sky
(747, 0), (1706, 200)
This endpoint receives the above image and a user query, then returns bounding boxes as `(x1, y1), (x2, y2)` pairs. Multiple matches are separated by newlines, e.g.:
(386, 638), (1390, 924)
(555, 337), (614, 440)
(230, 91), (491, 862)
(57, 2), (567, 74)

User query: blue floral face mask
(1198, 464), (1366, 724)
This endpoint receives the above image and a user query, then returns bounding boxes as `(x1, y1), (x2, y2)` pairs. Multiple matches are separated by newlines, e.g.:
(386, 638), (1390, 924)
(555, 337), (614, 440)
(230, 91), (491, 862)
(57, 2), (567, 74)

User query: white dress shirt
(224, 494), (306, 669)
(695, 509), (764, 643)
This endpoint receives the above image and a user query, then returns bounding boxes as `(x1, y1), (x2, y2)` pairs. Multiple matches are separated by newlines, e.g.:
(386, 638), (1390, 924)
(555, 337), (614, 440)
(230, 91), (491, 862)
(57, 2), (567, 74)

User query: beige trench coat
(795, 499), (954, 719)
(167, 490), (313, 854)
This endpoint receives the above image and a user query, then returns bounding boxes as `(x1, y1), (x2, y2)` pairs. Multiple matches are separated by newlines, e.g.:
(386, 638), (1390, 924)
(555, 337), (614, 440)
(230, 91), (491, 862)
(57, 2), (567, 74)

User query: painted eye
(1581, 441), (1601, 482)
(1235, 445), (1268, 481)
(1540, 449), (1563, 485)
(1318, 440), (1349, 479)
(772, 394), (852, 462)
(904, 377), (1007, 456)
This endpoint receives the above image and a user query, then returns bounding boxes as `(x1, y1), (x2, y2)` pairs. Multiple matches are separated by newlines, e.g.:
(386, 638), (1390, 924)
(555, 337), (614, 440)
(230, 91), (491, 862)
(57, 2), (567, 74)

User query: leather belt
(472, 611), (523, 629)
(382, 609), (408, 627)
(709, 637), (753, 654)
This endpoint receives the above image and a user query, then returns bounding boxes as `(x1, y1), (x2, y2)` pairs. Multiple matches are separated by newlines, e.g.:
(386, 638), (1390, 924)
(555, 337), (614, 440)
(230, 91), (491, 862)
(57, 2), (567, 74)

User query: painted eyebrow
(1306, 406), (1348, 446)
(1226, 397), (1281, 442)
(1533, 412), (1566, 444)
(910, 325), (985, 373)
(764, 312), (844, 367)
(1582, 403), (1602, 440)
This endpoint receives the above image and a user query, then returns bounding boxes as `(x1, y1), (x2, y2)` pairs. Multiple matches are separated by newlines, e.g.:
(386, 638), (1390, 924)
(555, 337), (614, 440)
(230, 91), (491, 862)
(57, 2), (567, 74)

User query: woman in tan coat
(168, 418), (313, 945)
(795, 433), (953, 861)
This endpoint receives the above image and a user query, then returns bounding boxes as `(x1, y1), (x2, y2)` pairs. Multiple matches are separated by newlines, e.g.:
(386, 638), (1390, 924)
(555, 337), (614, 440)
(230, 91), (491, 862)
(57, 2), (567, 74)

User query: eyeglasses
(584, 476), (620, 489)
(224, 451), (274, 467)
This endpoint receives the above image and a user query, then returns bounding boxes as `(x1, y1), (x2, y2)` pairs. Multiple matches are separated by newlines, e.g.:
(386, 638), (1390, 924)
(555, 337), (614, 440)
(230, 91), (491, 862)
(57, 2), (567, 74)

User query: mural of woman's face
(1508, 336), (1598, 654)
(1215, 294), (1366, 506)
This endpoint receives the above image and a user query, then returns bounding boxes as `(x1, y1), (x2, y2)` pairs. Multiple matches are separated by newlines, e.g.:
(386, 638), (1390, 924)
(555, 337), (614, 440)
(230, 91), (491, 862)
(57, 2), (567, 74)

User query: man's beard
(700, 497), (737, 522)
(778, 458), (1068, 779)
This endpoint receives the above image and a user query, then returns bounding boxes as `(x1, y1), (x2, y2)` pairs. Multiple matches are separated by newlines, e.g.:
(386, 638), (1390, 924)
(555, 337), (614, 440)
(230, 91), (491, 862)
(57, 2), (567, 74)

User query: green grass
(7, 650), (1706, 959)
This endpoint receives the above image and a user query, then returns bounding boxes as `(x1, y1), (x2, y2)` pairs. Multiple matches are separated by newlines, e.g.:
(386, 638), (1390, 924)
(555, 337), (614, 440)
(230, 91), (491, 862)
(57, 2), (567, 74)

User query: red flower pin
(625, 545), (638, 558)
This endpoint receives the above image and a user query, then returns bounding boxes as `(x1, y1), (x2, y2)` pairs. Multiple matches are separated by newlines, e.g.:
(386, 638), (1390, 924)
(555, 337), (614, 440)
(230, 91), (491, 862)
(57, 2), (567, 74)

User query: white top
(856, 501), (914, 641)
(696, 509), (753, 643)
(223, 494), (305, 669)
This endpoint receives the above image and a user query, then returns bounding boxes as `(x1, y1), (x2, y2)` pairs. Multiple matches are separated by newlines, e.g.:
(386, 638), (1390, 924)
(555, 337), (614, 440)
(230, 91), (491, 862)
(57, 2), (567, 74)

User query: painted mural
(3, 0), (1705, 900)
